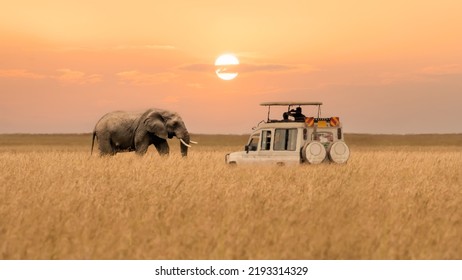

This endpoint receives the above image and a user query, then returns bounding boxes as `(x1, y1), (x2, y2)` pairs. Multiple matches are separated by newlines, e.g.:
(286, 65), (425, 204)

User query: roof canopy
(260, 101), (323, 106)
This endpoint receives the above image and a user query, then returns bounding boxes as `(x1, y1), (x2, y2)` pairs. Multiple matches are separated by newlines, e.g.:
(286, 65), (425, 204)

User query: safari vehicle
(225, 102), (350, 165)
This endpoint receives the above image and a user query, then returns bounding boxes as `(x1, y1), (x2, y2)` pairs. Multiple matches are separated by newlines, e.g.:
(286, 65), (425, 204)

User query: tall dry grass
(0, 134), (461, 259)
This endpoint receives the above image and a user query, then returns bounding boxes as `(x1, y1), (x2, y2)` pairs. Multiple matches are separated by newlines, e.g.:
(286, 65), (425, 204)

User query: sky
(1, 0), (461, 134)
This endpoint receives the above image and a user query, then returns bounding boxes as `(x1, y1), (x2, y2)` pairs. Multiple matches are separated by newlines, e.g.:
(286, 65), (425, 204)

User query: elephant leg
(134, 135), (150, 155)
(153, 139), (170, 156)
(98, 137), (115, 156)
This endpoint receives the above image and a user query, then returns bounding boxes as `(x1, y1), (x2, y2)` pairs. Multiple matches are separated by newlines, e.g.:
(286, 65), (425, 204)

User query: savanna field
(0, 134), (461, 259)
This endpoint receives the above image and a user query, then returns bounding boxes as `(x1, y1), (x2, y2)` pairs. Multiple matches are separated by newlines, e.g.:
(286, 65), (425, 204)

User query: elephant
(91, 108), (196, 156)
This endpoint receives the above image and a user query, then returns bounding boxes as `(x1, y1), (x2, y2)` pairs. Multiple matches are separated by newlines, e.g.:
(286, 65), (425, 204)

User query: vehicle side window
(248, 133), (260, 151)
(274, 129), (298, 151)
(261, 130), (272, 151)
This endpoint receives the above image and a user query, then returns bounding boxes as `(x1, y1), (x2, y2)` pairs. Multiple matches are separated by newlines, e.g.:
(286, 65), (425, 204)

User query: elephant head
(141, 109), (194, 156)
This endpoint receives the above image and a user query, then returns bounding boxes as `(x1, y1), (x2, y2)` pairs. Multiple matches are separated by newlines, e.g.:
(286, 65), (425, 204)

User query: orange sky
(1, 0), (462, 134)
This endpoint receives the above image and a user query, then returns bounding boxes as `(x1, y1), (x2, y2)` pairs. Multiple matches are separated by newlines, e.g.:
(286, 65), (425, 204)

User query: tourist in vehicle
(289, 107), (306, 121)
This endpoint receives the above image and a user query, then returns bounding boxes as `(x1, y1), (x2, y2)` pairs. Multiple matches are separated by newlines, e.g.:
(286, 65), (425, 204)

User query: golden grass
(0, 134), (461, 259)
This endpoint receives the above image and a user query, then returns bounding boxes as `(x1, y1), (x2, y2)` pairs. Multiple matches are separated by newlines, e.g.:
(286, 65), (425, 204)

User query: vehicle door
(242, 132), (261, 163)
(242, 130), (275, 163)
(272, 128), (300, 163)
(256, 129), (274, 163)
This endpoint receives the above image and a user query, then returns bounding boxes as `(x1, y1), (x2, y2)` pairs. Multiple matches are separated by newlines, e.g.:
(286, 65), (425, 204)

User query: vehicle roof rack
(260, 101), (323, 121)
(260, 102), (322, 106)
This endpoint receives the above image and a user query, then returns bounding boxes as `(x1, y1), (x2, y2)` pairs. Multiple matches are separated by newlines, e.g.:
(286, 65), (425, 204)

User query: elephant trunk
(179, 132), (190, 157)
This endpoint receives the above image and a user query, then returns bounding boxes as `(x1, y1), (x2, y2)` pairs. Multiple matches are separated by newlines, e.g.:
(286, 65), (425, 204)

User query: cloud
(179, 64), (215, 72)
(179, 63), (306, 74)
(114, 45), (177, 51)
(0, 68), (102, 85)
(0, 69), (46, 79)
(116, 70), (176, 86)
(54, 45), (177, 52)
(239, 63), (296, 72)
(54, 69), (102, 85)
(162, 96), (180, 103)
(419, 64), (462, 76)
(379, 64), (462, 85)
(187, 83), (203, 89)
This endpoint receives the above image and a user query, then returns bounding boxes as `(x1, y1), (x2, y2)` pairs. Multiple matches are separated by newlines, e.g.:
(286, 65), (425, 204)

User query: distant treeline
(0, 133), (461, 147)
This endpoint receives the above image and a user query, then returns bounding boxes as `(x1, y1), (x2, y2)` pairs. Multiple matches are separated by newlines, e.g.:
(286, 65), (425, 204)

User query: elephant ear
(144, 112), (168, 139)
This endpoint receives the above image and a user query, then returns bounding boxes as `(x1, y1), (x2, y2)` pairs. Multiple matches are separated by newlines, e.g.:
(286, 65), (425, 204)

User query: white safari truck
(225, 102), (350, 165)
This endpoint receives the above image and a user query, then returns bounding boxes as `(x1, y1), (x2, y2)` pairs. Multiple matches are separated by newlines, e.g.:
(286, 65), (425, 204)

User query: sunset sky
(1, 0), (461, 134)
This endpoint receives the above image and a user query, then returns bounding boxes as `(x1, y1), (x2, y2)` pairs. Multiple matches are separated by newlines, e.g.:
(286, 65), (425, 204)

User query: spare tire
(328, 141), (350, 164)
(302, 141), (327, 164)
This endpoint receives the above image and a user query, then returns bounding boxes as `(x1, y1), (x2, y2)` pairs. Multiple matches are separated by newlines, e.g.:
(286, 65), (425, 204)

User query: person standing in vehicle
(289, 107), (306, 121)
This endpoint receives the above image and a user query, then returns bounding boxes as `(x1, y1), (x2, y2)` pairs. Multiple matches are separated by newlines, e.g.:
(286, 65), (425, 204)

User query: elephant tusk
(190, 140), (198, 144)
(180, 138), (191, 148)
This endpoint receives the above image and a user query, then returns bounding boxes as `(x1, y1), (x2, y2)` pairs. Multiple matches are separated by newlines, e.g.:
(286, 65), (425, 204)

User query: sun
(215, 54), (239, 80)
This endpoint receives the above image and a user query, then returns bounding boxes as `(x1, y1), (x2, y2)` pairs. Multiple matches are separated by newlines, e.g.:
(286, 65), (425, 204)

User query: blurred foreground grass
(0, 133), (461, 259)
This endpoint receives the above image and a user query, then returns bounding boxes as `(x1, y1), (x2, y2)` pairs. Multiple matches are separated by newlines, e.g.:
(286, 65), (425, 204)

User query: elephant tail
(90, 131), (97, 155)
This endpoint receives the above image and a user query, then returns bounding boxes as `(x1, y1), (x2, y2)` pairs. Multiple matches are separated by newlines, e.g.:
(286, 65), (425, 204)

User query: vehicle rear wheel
(302, 141), (327, 164)
(328, 141), (350, 163)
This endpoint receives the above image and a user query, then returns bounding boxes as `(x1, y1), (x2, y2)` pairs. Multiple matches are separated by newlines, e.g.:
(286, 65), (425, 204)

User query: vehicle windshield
(247, 133), (260, 151)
